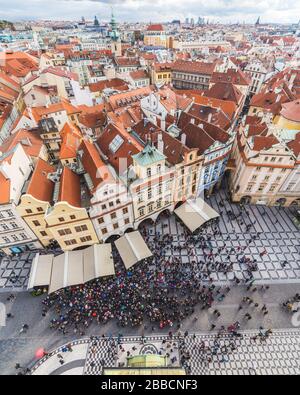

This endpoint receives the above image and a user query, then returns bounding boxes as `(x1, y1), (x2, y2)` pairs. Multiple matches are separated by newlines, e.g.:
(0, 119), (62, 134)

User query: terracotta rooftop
(97, 123), (143, 173)
(0, 129), (43, 160)
(178, 112), (229, 155)
(172, 61), (216, 76)
(0, 171), (11, 205)
(130, 70), (149, 80)
(187, 103), (231, 131)
(287, 132), (300, 157)
(89, 78), (128, 93)
(146, 24), (164, 31)
(59, 123), (82, 160)
(80, 139), (113, 190)
(211, 68), (251, 86)
(280, 100), (300, 123)
(206, 82), (243, 104)
(131, 120), (192, 165)
(26, 158), (55, 202)
(58, 166), (81, 208)
(252, 135), (279, 152)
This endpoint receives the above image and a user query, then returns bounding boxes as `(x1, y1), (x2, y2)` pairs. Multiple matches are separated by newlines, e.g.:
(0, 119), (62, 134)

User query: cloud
(0, 0), (299, 23)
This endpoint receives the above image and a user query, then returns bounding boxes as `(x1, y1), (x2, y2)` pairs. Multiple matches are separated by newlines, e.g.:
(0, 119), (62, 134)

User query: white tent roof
(115, 231), (153, 269)
(175, 198), (219, 233)
(83, 244), (115, 282)
(27, 253), (54, 290)
(65, 250), (84, 287)
(48, 253), (66, 294)
(27, 244), (116, 295)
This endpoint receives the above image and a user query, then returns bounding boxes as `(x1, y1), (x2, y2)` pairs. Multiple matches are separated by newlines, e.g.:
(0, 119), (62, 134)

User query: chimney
(158, 133), (164, 153)
(190, 118), (195, 124)
(208, 113), (213, 123)
(181, 133), (187, 145)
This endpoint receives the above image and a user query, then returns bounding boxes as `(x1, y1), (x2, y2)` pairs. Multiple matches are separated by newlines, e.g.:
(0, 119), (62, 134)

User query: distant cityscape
(0, 6), (300, 377)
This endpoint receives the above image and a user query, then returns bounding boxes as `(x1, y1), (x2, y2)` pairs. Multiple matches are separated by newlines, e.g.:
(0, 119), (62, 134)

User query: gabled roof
(178, 112), (229, 155)
(59, 123), (82, 160)
(0, 172), (11, 205)
(280, 100), (300, 123)
(130, 70), (149, 80)
(252, 135), (279, 151)
(132, 120), (192, 165)
(58, 166), (81, 208)
(0, 129), (43, 160)
(88, 78), (128, 93)
(26, 159), (55, 202)
(206, 82), (243, 104)
(172, 61), (216, 76)
(30, 100), (81, 122)
(187, 103), (231, 131)
(97, 123), (143, 173)
(211, 68), (251, 86)
(287, 132), (300, 157)
(146, 24), (164, 31)
(80, 139), (113, 190)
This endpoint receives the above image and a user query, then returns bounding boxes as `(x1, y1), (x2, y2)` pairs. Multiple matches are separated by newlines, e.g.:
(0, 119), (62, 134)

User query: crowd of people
(41, 197), (273, 342)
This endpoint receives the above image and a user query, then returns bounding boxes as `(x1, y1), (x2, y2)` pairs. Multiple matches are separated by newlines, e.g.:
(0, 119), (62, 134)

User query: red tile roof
(172, 61), (216, 76)
(252, 135), (279, 151)
(0, 129), (43, 160)
(280, 100), (300, 123)
(211, 68), (251, 86)
(26, 158), (55, 202)
(130, 70), (149, 80)
(58, 166), (81, 208)
(132, 120), (192, 165)
(207, 82), (243, 104)
(0, 172), (11, 204)
(88, 78), (128, 93)
(287, 132), (300, 157)
(187, 103), (231, 131)
(80, 139), (113, 190)
(146, 24), (164, 31)
(178, 112), (229, 155)
(59, 123), (82, 160)
(97, 123), (143, 173)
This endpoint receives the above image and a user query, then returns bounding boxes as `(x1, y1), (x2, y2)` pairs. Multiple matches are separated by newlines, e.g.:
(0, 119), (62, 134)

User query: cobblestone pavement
(144, 190), (300, 284)
(0, 253), (35, 291)
(29, 330), (300, 375)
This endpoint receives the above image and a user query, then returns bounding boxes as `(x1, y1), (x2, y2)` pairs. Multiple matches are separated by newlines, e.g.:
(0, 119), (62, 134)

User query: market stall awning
(27, 254), (54, 290)
(115, 231), (153, 269)
(175, 198), (219, 233)
(83, 244), (115, 282)
(65, 250), (84, 287)
(48, 253), (66, 294)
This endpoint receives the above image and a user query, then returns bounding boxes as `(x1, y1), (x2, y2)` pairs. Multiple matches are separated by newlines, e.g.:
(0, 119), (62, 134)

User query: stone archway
(275, 198), (287, 207)
(240, 196), (251, 205)
(155, 208), (172, 222)
(174, 201), (184, 210)
(124, 227), (135, 234)
(290, 198), (300, 207)
(104, 234), (120, 243)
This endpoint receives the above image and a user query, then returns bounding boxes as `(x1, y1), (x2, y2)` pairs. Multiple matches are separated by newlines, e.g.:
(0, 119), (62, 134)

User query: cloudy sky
(0, 0), (299, 24)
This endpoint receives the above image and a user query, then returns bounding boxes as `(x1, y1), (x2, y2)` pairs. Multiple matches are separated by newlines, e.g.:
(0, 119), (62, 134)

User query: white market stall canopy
(28, 244), (115, 294)
(115, 231), (153, 270)
(175, 198), (220, 233)
(27, 253), (54, 289)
